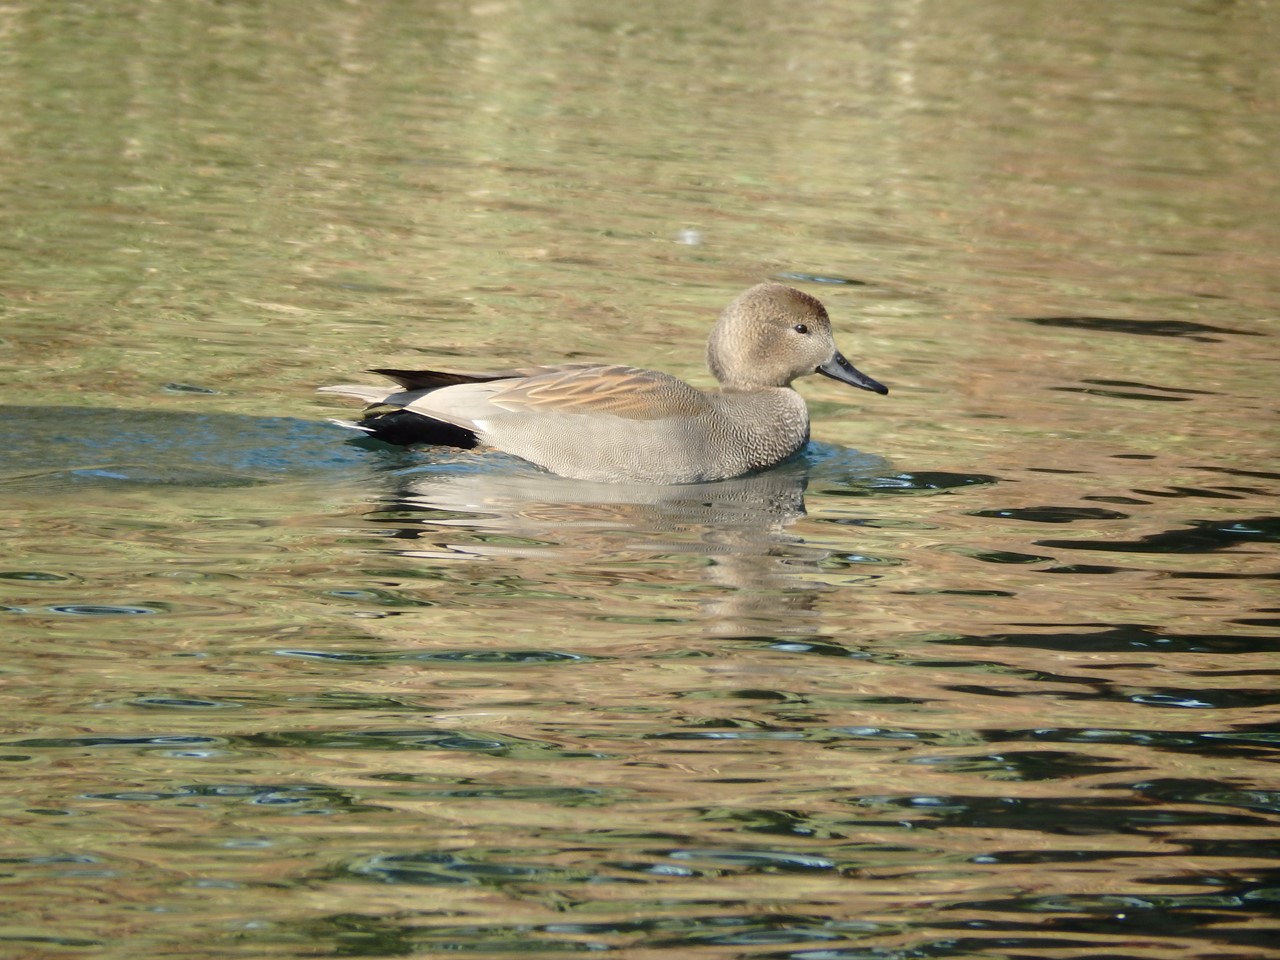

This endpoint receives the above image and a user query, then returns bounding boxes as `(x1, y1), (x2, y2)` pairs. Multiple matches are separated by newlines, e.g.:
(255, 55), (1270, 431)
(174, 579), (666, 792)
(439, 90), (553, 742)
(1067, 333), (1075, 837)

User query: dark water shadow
(1019, 315), (1261, 342)
(0, 405), (373, 488)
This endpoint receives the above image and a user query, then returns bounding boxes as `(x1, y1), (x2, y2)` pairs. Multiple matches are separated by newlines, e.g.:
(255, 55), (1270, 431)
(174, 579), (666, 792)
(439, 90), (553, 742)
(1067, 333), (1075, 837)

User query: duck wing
(486, 365), (711, 421)
(319, 364), (604, 410)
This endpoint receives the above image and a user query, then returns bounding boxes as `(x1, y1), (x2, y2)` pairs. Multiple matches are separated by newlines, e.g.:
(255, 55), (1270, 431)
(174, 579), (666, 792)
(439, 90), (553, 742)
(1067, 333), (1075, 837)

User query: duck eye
(793, 323), (808, 334)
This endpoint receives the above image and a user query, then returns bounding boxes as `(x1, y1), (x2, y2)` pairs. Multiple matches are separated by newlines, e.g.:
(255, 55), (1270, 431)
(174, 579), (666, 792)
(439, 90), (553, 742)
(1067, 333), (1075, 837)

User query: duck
(319, 282), (887, 484)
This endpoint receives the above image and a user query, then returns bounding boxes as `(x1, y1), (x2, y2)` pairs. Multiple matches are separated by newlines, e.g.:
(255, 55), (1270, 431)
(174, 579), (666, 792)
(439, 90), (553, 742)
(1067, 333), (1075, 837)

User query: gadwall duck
(319, 282), (887, 483)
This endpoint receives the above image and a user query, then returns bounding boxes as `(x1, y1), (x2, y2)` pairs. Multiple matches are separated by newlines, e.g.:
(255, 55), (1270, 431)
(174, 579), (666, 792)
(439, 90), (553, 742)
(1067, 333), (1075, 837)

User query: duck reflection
(353, 447), (886, 638)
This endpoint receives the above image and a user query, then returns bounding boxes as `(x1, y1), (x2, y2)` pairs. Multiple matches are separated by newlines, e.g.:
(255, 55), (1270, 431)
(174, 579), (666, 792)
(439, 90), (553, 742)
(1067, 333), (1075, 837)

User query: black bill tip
(817, 352), (889, 395)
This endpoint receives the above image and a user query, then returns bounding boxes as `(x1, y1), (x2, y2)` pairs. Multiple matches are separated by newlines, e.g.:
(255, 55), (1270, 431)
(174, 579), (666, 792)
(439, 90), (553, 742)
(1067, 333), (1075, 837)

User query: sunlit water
(2, 2), (1277, 958)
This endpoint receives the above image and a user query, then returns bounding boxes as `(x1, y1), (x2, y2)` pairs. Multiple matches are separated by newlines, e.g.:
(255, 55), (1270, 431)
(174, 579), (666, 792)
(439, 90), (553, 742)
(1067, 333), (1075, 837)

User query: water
(2, 1), (1277, 957)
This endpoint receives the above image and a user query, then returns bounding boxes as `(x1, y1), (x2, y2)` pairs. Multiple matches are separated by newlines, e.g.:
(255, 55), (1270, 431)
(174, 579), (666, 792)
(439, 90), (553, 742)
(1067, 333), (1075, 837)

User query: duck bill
(818, 351), (889, 395)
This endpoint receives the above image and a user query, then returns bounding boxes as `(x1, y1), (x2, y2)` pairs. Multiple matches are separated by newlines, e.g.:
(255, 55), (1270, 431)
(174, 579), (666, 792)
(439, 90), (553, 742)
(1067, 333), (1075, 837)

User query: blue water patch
(0, 405), (395, 487)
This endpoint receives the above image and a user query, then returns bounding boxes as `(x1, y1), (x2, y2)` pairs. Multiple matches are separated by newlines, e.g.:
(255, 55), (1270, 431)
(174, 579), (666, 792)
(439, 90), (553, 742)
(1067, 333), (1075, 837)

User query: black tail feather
(356, 409), (479, 448)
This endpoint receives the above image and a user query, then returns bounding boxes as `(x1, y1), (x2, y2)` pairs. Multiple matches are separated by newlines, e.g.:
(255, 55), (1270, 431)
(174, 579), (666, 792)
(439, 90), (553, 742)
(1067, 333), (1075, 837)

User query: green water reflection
(2, 1), (1277, 958)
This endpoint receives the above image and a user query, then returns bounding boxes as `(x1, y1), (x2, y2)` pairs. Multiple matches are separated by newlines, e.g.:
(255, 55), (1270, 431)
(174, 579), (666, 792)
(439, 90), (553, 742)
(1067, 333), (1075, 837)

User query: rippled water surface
(2, 2), (1278, 958)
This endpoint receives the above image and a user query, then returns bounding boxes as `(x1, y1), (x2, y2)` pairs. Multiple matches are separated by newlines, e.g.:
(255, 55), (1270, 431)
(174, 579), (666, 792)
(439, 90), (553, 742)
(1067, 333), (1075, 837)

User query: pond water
(2, 1), (1278, 958)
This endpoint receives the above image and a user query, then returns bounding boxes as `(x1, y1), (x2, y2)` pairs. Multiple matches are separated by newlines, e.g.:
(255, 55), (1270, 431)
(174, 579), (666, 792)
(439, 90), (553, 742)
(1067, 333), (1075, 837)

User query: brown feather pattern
(490, 366), (709, 420)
